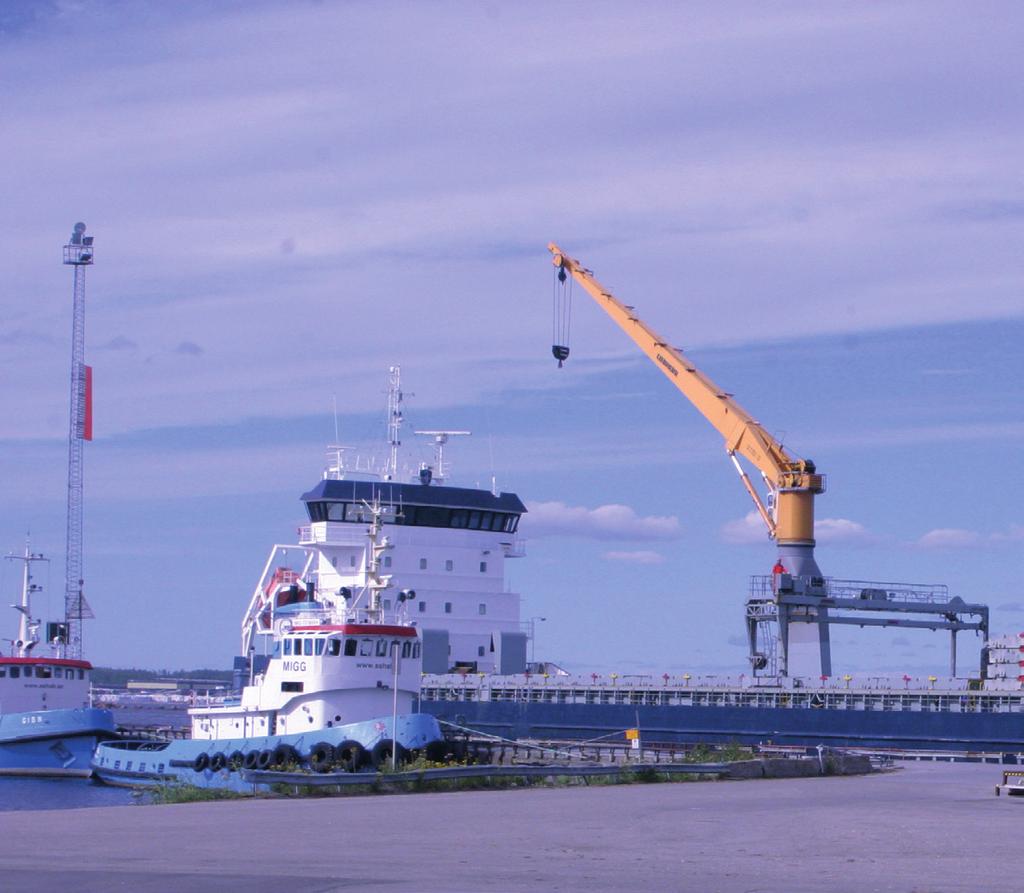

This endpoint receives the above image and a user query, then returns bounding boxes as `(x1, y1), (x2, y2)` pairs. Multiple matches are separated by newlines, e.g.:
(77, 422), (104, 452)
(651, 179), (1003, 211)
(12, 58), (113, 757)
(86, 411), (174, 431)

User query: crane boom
(548, 242), (825, 548)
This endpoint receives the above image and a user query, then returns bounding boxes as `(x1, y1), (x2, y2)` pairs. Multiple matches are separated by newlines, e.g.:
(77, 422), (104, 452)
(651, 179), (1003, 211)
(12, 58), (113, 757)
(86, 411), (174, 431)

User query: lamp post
(529, 616), (546, 665)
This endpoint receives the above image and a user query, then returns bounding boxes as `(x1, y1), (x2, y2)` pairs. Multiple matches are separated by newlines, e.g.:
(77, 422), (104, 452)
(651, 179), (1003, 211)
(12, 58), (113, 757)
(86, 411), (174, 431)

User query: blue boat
(0, 542), (116, 778)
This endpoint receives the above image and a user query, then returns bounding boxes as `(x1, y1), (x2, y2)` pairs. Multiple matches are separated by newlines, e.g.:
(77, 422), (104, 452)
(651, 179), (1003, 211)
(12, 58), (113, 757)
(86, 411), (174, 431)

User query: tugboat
(91, 502), (443, 789)
(0, 541), (116, 777)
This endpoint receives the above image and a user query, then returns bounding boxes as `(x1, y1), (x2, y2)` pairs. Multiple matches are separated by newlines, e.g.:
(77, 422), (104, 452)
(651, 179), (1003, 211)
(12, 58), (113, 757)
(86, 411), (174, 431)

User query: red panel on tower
(83, 365), (93, 441)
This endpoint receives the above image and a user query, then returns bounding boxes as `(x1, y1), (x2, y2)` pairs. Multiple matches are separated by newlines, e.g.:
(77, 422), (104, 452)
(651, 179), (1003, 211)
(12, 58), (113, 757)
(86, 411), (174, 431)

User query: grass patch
(148, 782), (247, 804)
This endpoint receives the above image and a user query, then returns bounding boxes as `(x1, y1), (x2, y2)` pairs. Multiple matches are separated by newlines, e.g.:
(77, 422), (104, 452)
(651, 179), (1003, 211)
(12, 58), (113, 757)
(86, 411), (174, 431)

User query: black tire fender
(336, 740), (366, 773)
(209, 752), (228, 772)
(256, 749), (275, 770)
(308, 742), (335, 773)
(192, 752), (210, 772)
(242, 750), (260, 771)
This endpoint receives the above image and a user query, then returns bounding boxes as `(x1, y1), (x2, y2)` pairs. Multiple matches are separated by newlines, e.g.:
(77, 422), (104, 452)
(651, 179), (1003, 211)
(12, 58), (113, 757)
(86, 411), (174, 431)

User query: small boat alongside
(0, 541), (116, 778)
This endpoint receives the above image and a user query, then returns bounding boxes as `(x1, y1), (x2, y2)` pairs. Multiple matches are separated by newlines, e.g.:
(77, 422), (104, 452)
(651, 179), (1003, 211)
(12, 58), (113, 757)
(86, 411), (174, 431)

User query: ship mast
(62, 222), (96, 658)
(5, 540), (48, 658)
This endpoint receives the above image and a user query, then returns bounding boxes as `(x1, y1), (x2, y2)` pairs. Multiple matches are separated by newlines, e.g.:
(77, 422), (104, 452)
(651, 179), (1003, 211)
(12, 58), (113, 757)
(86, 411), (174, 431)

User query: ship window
(416, 507), (449, 527)
(478, 646), (485, 657)
(413, 642), (421, 658)
(0, 667), (5, 677)
(54, 667), (63, 678)
(444, 602), (452, 614)
(78, 669), (85, 680)
(419, 558), (427, 570)
(450, 510), (468, 528)
(418, 601), (426, 613)
(14, 667), (25, 678)
(480, 512), (493, 530)
(359, 639), (372, 656)
(479, 561), (487, 573)
(344, 639), (357, 656)
(491, 514), (505, 531)
(315, 638), (325, 656)
(114, 760), (121, 770)
(282, 681), (304, 692)
(328, 639), (341, 656)
(478, 603), (487, 615)
(327, 502), (345, 521)
(402, 641), (411, 658)
(445, 560), (453, 572)
(304, 638), (314, 656)
(504, 515), (515, 532)
(284, 640), (292, 656)
(375, 639), (388, 657)
(37, 666), (52, 679)
(468, 511), (481, 530)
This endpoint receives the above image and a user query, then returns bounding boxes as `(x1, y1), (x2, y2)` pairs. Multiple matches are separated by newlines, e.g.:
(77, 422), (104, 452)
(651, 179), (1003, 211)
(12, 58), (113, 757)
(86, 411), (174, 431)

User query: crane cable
(552, 263), (572, 367)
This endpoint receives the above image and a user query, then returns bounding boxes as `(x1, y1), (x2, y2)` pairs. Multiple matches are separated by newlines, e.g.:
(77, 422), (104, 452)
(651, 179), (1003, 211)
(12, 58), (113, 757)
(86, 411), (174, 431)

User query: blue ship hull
(420, 700), (1024, 754)
(91, 711), (442, 791)
(0, 707), (117, 778)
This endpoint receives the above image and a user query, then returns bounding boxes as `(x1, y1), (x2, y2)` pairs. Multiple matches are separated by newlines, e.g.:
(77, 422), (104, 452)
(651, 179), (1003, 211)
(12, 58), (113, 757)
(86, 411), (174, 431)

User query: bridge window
(315, 639), (325, 656)
(284, 640), (292, 656)
(37, 666), (51, 679)
(54, 667), (63, 678)
(359, 639), (372, 656)
(344, 639), (357, 656)
(0, 667), (6, 677)
(304, 639), (314, 656)
(78, 669), (85, 680)
(282, 682), (304, 693)
(327, 503), (345, 521)
(413, 642), (421, 658)
(375, 639), (388, 657)
(450, 510), (468, 528)
(402, 641), (411, 658)
(468, 511), (481, 529)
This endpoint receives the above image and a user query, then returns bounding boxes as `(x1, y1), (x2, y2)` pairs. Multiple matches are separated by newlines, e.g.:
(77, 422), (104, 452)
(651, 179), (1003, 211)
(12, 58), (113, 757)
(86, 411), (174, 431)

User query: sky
(0, 1), (1021, 676)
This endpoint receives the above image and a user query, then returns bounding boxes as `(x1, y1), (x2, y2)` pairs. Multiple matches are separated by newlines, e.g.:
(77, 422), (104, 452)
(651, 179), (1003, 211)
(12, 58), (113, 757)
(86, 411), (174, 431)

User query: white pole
(391, 640), (400, 771)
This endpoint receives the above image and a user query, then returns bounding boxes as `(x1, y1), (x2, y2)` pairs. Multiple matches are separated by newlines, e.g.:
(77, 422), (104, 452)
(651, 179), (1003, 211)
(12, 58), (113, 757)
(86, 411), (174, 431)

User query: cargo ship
(226, 366), (1024, 756)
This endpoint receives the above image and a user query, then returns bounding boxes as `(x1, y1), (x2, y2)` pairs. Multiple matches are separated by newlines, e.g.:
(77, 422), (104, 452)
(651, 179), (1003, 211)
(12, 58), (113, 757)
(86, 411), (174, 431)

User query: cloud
(916, 528), (982, 549)
(721, 511), (770, 545)
(523, 501), (681, 541)
(602, 550), (665, 565)
(815, 518), (873, 545)
(99, 335), (138, 351)
(173, 341), (205, 357)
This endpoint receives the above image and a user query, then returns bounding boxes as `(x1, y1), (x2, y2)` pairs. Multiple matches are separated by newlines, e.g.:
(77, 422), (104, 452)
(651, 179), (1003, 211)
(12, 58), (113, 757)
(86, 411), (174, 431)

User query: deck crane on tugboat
(547, 243), (988, 678)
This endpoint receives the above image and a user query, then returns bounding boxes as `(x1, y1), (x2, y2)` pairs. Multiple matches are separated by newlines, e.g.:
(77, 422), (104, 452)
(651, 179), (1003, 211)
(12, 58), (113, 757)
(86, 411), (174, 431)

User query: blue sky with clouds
(1, 1), (1021, 674)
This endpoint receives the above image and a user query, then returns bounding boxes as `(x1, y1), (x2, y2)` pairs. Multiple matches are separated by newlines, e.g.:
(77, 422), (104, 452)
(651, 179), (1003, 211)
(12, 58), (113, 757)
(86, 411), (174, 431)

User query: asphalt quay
(0, 761), (1018, 892)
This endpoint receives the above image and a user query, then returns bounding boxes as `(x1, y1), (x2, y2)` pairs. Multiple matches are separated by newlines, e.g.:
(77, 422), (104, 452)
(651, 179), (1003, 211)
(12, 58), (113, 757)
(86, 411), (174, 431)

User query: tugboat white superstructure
(91, 502), (442, 789)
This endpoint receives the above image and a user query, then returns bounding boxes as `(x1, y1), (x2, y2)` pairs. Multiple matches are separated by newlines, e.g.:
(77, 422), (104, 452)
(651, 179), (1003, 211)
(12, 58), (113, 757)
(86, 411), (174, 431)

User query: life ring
(228, 750), (245, 771)
(370, 739), (408, 770)
(209, 752), (228, 772)
(192, 752), (210, 772)
(256, 749), (275, 770)
(308, 742), (335, 773)
(336, 740), (366, 773)
(242, 750), (260, 771)
(273, 744), (300, 768)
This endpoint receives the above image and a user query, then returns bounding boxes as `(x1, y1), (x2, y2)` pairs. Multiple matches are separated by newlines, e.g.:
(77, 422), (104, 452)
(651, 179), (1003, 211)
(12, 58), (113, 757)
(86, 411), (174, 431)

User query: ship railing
(749, 575), (951, 605)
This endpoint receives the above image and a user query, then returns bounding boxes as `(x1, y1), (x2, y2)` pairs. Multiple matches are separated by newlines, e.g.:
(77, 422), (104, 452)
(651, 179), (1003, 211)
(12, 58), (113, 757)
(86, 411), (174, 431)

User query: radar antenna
(413, 430), (471, 484)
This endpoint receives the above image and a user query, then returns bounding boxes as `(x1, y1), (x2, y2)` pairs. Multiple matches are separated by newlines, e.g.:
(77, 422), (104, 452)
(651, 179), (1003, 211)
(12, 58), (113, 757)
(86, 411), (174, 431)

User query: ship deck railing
(420, 675), (1024, 713)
